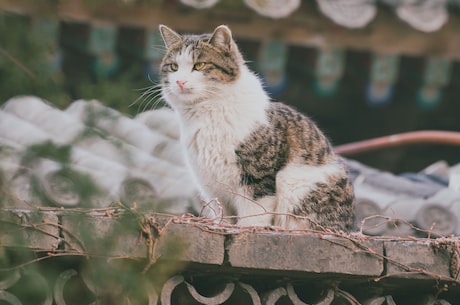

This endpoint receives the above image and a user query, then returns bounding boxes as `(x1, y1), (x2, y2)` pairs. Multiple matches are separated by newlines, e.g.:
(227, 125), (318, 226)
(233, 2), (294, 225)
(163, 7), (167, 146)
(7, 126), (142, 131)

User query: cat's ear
(159, 25), (182, 48)
(209, 25), (232, 50)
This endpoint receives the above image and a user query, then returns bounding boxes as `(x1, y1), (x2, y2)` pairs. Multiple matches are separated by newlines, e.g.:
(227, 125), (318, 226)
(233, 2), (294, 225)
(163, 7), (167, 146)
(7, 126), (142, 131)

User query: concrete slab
(227, 232), (384, 276)
(384, 240), (452, 279)
(60, 209), (147, 258)
(0, 209), (60, 251)
(151, 221), (226, 265)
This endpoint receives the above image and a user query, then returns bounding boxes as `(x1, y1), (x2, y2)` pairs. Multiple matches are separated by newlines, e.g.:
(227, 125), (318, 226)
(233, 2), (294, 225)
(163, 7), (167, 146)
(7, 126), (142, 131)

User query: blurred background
(1, 0), (460, 173)
(2, 3), (460, 302)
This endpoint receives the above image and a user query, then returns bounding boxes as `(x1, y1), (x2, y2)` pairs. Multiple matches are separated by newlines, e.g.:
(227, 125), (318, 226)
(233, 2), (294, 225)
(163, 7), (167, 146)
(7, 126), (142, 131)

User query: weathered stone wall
(1, 208), (459, 304)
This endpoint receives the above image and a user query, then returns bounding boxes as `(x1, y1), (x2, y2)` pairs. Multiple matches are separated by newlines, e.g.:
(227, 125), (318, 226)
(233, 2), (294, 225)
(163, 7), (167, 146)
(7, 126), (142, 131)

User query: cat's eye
(193, 62), (206, 71)
(169, 63), (178, 72)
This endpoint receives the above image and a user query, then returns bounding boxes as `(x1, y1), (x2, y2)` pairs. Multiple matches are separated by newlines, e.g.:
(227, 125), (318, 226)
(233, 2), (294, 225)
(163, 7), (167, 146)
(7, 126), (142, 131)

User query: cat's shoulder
(263, 101), (335, 163)
(265, 102), (316, 127)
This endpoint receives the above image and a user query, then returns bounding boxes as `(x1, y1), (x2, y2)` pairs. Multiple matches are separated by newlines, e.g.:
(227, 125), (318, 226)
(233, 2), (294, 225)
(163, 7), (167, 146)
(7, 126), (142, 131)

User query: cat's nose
(176, 80), (187, 90)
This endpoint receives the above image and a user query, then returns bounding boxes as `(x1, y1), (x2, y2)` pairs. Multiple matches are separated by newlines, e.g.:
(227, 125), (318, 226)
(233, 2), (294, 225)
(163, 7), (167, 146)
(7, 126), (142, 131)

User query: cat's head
(159, 25), (244, 107)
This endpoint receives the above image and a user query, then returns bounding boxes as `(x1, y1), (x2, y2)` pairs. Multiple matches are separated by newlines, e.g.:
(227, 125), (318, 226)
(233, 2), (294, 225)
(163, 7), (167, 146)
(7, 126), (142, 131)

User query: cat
(158, 24), (354, 231)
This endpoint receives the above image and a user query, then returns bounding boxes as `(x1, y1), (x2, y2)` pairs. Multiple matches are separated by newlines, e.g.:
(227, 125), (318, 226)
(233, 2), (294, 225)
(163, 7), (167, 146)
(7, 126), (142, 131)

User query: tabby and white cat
(158, 24), (354, 231)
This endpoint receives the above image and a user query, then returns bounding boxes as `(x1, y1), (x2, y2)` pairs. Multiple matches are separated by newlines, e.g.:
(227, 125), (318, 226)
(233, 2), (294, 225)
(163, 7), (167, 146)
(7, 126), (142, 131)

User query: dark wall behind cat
(2, 12), (459, 174)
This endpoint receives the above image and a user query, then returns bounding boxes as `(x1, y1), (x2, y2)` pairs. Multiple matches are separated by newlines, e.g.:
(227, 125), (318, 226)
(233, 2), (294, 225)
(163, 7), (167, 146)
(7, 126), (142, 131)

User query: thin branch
(0, 46), (36, 79)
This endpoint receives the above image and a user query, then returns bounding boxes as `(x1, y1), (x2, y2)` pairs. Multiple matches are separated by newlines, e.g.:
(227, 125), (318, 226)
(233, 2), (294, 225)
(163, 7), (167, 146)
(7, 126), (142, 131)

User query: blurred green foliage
(0, 12), (152, 115)
(22, 141), (73, 165)
(0, 14), (71, 107)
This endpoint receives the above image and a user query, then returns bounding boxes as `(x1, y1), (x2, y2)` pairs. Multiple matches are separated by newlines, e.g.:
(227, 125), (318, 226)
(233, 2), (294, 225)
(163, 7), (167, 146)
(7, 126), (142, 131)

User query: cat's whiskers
(163, 85), (229, 109)
(135, 89), (159, 113)
(131, 85), (159, 107)
(130, 83), (166, 114)
(131, 66), (175, 113)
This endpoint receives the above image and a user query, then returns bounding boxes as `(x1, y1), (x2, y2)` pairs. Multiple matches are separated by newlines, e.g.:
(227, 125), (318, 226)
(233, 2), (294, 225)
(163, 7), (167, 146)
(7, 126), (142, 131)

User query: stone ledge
(152, 221), (226, 265)
(0, 209), (60, 251)
(60, 209), (147, 258)
(384, 240), (454, 280)
(227, 232), (384, 277)
(1, 208), (459, 290)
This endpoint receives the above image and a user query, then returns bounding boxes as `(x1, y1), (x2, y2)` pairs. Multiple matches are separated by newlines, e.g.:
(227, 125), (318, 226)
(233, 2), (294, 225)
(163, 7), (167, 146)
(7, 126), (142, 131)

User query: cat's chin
(166, 94), (206, 108)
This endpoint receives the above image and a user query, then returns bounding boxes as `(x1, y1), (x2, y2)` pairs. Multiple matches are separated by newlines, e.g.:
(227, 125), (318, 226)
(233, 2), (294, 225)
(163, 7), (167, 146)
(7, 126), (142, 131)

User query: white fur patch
(233, 195), (276, 226)
(274, 159), (344, 228)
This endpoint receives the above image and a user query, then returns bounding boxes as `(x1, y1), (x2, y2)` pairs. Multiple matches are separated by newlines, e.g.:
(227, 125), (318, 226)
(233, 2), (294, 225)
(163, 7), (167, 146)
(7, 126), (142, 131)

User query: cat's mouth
(169, 88), (202, 104)
(170, 85), (193, 95)
(179, 88), (193, 95)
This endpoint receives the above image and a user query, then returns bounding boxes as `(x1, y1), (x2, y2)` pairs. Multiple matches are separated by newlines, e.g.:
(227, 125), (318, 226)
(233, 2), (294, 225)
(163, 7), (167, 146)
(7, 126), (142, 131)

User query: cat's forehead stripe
(161, 33), (240, 83)
(175, 46), (195, 65)
(165, 36), (206, 60)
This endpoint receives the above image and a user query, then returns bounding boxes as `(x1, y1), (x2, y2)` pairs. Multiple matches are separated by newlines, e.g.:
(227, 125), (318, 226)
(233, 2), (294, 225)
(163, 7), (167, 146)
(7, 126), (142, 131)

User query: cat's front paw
(200, 198), (224, 224)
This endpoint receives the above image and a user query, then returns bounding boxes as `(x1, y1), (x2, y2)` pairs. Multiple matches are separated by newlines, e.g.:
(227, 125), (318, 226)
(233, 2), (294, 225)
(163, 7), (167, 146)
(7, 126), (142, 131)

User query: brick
(384, 241), (452, 279)
(153, 222), (225, 265)
(60, 209), (147, 258)
(227, 232), (384, 276)
(60, 211), (226, 264)
(0, 209), (60, 250)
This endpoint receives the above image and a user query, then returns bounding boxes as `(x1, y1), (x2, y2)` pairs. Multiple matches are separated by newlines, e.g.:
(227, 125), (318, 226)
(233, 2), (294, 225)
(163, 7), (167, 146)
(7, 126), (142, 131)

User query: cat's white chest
(180, 108), (254, 200)
(167, 67), (271, 200)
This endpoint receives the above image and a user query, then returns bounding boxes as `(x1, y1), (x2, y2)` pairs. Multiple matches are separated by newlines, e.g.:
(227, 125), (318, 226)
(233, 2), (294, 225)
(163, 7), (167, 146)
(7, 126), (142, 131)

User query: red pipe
(334, 130), (460, 156)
